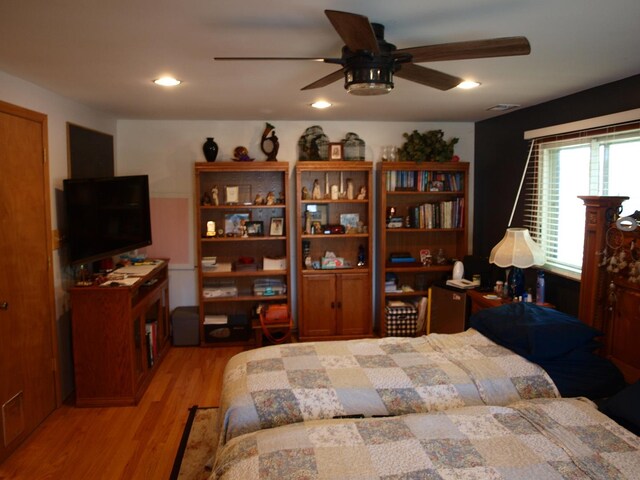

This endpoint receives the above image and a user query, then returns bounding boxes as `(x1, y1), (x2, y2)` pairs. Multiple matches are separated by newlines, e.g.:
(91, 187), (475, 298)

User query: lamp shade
(489, 227), (546, 268)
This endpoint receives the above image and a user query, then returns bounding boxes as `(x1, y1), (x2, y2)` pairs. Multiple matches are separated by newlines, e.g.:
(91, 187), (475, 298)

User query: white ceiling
(1, 0), (639, 122)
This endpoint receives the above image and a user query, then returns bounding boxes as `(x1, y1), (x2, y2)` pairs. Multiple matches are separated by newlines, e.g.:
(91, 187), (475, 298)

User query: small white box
(263, 256), (287, 270)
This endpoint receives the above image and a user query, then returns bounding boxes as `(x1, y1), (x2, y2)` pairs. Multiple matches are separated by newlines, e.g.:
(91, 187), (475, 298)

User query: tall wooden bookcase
(378, 161), (469, 336)
(194, 162), (291, 346)
(295, 161), (374, 341)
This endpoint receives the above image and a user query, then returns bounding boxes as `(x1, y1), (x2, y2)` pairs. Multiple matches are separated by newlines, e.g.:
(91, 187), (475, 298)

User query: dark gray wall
(474, 74), (640, 315)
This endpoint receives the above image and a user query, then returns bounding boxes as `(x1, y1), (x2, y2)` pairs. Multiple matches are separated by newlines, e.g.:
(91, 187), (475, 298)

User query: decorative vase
(202, 137), (218, 162)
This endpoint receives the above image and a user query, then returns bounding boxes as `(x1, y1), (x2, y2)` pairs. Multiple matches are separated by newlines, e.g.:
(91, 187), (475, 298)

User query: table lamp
(489, 227), (545, 298)
(489, 142), (546, 298)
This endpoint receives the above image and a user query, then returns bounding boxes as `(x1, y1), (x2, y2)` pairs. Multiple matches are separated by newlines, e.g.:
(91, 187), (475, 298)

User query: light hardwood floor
(0, 346), (244, 480)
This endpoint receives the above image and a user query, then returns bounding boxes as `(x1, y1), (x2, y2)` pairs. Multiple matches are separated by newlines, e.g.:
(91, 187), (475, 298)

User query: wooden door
(337, 272), (371, 336)
(300, 274), (336, 338)
(0, 101), (58, 463)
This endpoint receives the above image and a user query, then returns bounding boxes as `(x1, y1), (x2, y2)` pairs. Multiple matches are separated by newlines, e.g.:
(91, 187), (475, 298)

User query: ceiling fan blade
(325, 10), (379, 54)
(215, 56), (331, 62)
(395, 63), (462, 91)
(398, 36), (531, 63)
(301, 69), (344, 90)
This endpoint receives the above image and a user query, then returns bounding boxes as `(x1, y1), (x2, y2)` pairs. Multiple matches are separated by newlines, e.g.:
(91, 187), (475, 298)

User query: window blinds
(523, 120), (640, 275)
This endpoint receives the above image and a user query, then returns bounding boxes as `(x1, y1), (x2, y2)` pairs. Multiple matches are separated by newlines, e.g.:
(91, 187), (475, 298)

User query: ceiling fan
(215, 10), (531, 96)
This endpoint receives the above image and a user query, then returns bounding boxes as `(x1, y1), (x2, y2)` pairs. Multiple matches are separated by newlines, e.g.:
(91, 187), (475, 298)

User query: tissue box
(321, 257), (344, 269)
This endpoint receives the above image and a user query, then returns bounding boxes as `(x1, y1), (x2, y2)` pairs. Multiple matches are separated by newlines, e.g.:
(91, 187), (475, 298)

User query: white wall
(117, 120), (475, 312)
(1, 69), (117, 397)
(1, 68), (474, 395)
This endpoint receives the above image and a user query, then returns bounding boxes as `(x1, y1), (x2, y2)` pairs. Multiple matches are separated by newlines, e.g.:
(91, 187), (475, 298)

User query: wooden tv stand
(69, 259), (170, 407)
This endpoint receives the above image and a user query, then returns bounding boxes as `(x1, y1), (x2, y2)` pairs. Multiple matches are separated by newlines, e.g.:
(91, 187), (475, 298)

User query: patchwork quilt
(211, 398), (640, 480)
(217, 329), (560, 445)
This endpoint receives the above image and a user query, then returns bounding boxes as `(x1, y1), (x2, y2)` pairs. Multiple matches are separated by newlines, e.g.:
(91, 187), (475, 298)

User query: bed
(211, 397), (640, 479)
(216, 304), (626, 447)
(217, 328), (560, 446)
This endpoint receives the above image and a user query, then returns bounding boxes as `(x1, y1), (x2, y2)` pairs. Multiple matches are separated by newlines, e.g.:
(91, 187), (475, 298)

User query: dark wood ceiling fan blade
(398, 36), (531, 63)
(214, 57), (332, 61)
(395, 63), (462, 91)
(301, 69), (344, 90)
(325, 10), (379, 54)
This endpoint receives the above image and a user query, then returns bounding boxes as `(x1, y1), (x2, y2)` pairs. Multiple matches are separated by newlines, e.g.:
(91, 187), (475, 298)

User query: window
(524, 123), (640, 278)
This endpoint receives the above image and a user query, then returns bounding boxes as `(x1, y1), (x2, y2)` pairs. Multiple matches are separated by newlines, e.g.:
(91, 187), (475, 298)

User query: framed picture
(238, 184), (252, 205)
(305, 204), (328, 225)
(329, 143), (343, 160)
(225, 185), (239, 204)
(339, 213), (360, 232)
(245, 220), (264, 237)
(269, 217), (284, 236)
(224, 212), (250, 235)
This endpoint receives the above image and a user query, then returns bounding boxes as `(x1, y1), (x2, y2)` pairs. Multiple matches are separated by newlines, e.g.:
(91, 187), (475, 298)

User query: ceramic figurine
(265, 191), (275, 205)
(346, 178), (354, 200)
(211, 185), (219, 206)
(312, 179), (322, 200)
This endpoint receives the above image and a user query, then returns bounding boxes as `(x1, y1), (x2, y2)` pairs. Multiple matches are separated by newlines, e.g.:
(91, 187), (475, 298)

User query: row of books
(408, 198), (465, 229)
(145, 321), (158, 368)
(386, 171), (464, 192)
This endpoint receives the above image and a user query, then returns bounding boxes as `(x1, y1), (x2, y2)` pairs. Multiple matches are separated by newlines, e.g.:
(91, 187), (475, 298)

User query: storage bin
(385, 304), (418, 336)
(171, 306), (200, 346)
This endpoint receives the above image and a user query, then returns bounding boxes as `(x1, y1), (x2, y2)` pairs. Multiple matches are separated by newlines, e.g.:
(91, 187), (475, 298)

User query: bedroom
(1, 0), (640, 478)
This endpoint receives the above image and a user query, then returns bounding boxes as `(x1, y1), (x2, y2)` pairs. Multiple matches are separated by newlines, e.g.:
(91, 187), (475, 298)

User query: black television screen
(63, 175), (152, 265)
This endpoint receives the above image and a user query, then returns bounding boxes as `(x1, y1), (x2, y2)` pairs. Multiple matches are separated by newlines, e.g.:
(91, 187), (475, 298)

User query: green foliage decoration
(398, 129), (459, 162)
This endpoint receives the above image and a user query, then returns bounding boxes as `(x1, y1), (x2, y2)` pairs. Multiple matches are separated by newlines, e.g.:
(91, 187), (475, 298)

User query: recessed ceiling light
(153, 76), (181, 87)
(311, 100), (332, 109)
(457, 80), (480, 89)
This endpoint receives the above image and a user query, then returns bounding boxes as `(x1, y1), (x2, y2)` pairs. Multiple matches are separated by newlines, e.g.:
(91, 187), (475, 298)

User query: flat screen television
(63, 175), (152, 265)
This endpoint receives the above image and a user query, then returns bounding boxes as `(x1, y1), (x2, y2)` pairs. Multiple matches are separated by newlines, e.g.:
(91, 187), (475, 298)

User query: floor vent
(2, 391), (24, 447)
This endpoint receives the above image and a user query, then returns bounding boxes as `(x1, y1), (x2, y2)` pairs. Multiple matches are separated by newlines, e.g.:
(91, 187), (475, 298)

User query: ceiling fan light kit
(215, 10), (530, 96)
(345, 66), (394, 95)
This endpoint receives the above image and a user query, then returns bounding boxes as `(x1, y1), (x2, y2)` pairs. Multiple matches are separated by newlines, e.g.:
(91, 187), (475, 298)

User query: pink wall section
(145, 197), (189, 264)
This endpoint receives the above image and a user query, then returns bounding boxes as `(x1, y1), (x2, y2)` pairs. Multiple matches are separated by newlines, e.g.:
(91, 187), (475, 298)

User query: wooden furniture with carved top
(578, 196), (640, 383)
(578, 196), (629, 331)
(69, 259), (170, 407)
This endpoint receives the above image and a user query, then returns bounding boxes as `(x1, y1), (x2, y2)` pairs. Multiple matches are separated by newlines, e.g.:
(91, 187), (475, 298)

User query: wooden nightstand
(467, 289), (554, 315)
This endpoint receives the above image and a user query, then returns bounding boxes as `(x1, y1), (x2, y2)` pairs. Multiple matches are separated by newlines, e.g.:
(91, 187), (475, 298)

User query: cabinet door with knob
(300, 272), (371, 340)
